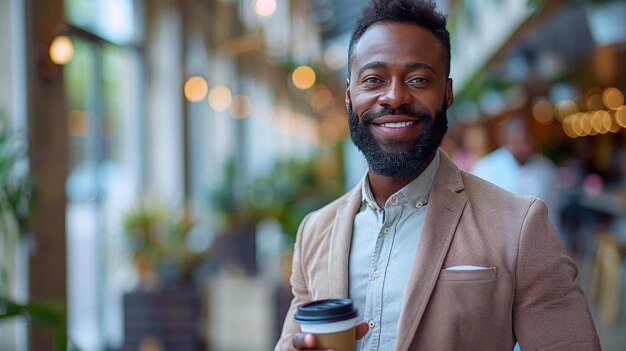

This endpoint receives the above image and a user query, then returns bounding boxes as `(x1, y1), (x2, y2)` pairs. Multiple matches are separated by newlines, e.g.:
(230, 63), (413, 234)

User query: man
(471, 117), (562, 243)
(275, 0), (600, 350)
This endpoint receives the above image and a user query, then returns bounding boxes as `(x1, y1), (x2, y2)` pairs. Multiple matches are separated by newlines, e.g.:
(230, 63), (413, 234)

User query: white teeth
(380, 121), (415, 128)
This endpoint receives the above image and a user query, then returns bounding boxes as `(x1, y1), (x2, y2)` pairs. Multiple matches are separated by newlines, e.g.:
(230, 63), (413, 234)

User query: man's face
(507, 130), (534, 165)
(346, 22), (453, 178)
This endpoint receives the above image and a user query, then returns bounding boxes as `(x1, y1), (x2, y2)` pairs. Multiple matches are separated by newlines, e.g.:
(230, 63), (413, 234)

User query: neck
(368, 151), (436, 208)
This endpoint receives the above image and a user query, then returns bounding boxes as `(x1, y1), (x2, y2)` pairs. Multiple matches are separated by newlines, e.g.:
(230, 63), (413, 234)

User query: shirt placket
(364, 197), (401, 350)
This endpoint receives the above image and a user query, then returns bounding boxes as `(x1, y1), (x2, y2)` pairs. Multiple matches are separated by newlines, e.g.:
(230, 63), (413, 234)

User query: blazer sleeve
(274, 214), (312, 351)
(513, 199), (601, 350)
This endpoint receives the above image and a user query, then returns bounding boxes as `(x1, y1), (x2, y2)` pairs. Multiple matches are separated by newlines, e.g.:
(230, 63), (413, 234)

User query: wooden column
(25, 0), (68, 349)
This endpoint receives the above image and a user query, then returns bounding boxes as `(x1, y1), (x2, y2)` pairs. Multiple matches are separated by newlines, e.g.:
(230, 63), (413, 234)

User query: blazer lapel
(395, 153), (467, 351)
(328, 185), (363, 297)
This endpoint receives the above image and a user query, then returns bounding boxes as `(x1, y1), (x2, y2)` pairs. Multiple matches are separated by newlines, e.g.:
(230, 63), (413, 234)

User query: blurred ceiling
(309, 0), (369, 41)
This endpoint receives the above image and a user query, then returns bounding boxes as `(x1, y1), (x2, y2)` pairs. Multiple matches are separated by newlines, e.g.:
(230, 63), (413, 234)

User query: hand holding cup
(293, 299), (368, 351)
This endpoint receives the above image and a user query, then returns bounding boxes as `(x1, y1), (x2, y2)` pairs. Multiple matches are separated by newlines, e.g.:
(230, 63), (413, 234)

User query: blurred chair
(590, 231), (626, 326)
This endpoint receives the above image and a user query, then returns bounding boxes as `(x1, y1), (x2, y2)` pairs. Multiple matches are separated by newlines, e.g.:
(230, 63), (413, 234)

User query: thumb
(355, 321), (369, 340)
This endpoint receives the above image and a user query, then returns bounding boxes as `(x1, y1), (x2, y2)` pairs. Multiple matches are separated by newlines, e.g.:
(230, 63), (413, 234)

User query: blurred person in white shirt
(471, 117), (561, 234)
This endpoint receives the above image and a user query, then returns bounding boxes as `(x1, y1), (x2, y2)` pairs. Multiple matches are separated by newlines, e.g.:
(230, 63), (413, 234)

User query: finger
(355, 321), (370, 340)
(292, 332), (317, 349)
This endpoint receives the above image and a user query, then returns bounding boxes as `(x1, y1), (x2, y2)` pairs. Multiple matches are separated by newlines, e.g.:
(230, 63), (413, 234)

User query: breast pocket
(439, 266), (497, 281)
(430, 266), (500, 332)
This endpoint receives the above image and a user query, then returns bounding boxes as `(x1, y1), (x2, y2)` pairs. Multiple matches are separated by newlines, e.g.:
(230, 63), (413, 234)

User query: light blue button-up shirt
(349, 151), (440, 351)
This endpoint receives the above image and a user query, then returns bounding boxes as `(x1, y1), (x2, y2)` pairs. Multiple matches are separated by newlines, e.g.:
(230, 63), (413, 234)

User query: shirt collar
(361, 150), (441, 210)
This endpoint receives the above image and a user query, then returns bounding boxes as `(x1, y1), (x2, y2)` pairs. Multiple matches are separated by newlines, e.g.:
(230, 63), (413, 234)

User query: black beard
(348, 102), (448, 179)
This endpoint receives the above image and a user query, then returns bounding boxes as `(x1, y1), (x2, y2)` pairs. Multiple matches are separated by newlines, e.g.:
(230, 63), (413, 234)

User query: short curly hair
(348, 0), (451, 76)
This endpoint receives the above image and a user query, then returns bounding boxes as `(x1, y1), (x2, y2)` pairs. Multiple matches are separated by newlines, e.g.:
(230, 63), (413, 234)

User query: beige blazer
(276, 152), (600, 351)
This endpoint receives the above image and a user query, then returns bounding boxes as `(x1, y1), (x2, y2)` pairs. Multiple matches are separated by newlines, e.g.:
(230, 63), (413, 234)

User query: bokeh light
(323, 44), (347, 70)
(586, 93), (604, 110)
(532, 99), (554, 125)
(600, 110), (612, 132)
(616, 106), (626, 128)
(49, 35), (74, 65)
(291, 65), (316, 90)
(184, 76), (208, 102)
(309, 86), (333, 113)
(602, 87), (624, 110)
(555, 100), (578, 121)
(581, 112), (592, 136)
(255, 0), (276, 17)
(231, 95), (252, 119)
(562, 115), (574, 138)
(208, 86), (232, 111)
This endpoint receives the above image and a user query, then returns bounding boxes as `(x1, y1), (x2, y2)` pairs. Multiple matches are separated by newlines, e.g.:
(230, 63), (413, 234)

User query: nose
(378, 80), (412, 109)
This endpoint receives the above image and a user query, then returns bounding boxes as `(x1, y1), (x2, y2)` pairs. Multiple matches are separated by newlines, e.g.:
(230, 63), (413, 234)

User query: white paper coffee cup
(295, 298), (359, 351)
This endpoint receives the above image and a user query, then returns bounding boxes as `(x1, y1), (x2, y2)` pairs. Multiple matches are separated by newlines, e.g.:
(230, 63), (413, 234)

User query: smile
(379, 121), (416, 128)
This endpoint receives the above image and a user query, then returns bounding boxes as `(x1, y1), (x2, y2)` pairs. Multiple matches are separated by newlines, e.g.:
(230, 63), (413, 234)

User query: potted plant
(121, 200), (210, 350)
(122, 201), (210, 288)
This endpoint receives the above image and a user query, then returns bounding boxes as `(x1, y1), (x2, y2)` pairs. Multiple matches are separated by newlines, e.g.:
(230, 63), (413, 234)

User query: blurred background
(0, 0), (625, 350)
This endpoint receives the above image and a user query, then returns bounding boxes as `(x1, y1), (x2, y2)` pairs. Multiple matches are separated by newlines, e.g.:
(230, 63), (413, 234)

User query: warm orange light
(562, 115), (575, 138)
(586, 94), (604, 110)
(309, 86), (333, 112)
(532, 99), (554, 125)
(570, 114), (583, 137)
(555, 100), (578, 121)
(184, 76), (208, 102)
(609, 114), (621, 133)
(616, 106), (626, 128)
(581, 112), (593, 136)
(231, 95), (252, 119)
(208, 86), (232, 111)
(255, 0), (276, 16)
(602, 87), (624, 110)
(50, 35), (74, 65)
(599, 110), (612, 132)
(292, 65), (316, 90)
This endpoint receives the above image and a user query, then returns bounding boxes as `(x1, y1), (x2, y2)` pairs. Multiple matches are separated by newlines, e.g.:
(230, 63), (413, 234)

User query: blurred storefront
(448, 0), (626, 242)
(1, 0), (626, 350)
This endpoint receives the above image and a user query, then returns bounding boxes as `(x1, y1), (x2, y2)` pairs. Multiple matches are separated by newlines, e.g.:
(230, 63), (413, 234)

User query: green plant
(0, 113), (74, 350)
(0, 297), (74, 350)
(0, 112), (33, 305)
(250, 152), (345, 243)
(207, 150), (345, 246)
(123, 201), (210, 287)
(0, 118), (33, 239)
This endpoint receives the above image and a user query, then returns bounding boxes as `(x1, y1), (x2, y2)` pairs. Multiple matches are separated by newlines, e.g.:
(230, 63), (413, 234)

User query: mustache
(360, 106), (433, 124)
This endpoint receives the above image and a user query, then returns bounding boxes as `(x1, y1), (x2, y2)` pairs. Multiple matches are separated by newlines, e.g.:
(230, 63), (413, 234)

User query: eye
(408, 77), (428, 86)
(363, 76), (384, 85)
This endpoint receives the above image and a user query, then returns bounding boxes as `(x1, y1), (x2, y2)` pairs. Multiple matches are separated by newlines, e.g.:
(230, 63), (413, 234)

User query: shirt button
(390, 197), (398, 205)
(383, 227), (390, 234)
(368, 320), (376, 329)
(415, 201), (423, 208)
(373, 270), (380, 278)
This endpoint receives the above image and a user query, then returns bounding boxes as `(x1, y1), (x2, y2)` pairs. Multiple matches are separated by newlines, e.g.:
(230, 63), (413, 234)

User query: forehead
(351, 22), (444, 73)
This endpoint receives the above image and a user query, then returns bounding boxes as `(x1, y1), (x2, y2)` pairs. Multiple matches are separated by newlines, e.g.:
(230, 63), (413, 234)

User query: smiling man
(275, 1), (600, 350)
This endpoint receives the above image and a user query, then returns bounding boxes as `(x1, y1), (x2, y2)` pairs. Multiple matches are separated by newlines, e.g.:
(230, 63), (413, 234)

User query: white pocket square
(444, 265), (492, 271)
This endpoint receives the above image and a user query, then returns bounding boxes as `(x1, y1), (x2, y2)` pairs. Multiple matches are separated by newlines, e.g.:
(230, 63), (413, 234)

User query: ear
(445, 78), (454, 109)
(345, 79), (351, 110)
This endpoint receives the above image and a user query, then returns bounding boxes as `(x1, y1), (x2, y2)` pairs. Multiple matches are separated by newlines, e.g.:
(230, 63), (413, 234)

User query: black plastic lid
(294, 298), (358, 324)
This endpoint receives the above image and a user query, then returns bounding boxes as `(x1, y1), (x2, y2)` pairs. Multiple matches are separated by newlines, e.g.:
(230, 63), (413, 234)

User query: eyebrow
(356, 61), (437, 77)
